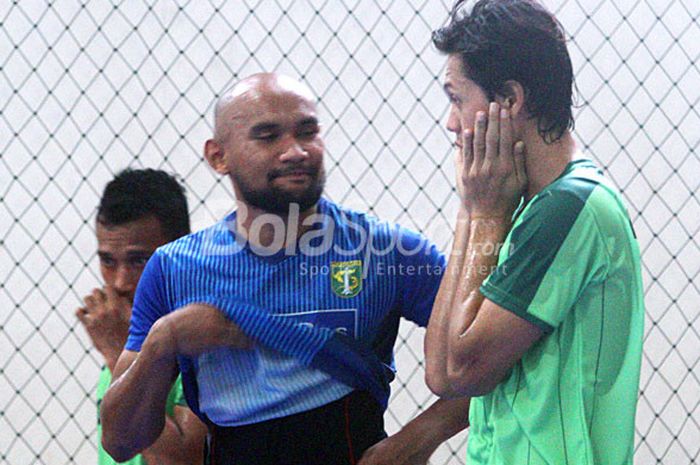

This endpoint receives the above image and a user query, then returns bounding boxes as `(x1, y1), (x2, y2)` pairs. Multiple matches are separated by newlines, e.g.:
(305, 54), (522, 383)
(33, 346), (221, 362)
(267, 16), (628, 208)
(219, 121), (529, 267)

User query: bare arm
(140, 406), (208, 465)
(424, 206), (470, 395)
(426, 103), (532, 398)
(101, 304), (251, 462)
(357, 397), (470, 465)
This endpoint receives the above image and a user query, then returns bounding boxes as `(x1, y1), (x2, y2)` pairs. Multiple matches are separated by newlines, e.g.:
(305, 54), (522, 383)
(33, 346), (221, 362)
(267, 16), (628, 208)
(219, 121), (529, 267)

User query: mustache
(268, 165), (318, 180)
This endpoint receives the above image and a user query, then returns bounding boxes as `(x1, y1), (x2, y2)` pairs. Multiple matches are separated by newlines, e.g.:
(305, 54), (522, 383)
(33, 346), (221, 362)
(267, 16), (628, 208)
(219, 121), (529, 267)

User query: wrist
(468, 213), (511, 223)
(103, 351), (121, 373)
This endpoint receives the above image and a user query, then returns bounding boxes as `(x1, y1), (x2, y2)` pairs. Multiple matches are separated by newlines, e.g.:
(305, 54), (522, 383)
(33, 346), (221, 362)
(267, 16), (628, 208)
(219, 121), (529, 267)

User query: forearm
(425, 207), (470, 392)
(402, 397), (471, 450)
(101, 320), (179, 462)
(442, 217), (509, 392)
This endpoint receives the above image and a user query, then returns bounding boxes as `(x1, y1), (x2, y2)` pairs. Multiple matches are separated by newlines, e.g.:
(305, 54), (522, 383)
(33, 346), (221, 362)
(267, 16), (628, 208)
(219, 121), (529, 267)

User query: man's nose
(446, 106), (461, 134)
(279, 138), (310, 163)
(113, 266), (136, 297)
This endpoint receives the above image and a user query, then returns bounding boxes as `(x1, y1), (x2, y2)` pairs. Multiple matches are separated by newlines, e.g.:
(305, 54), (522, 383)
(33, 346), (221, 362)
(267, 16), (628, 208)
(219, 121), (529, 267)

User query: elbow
(425, 365), (452, 398)
(443, 355), (499, 398)
(100, 393), (154, 462)
(101, 435), (138, 463)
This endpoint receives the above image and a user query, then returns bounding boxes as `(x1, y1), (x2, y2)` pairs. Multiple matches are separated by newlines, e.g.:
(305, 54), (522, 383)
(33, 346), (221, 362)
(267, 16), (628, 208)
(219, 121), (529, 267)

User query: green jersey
(473, 159), (644, 465)
(96, 366), (187, 465)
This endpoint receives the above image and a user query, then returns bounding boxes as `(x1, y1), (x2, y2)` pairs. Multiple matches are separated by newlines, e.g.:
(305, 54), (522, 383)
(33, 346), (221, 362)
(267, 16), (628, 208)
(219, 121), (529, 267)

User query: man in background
(77, 168), (207, 465)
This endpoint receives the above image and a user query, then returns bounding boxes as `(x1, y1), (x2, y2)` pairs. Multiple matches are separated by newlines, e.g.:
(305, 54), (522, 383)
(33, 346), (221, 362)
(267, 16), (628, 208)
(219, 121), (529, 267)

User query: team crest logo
(331, 260), (362, 298)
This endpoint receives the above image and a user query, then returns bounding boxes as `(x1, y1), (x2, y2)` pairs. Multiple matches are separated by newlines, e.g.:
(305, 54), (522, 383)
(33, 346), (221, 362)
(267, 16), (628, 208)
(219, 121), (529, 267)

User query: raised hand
(76, 286), (132, 371)
(458, 102), (527, 220)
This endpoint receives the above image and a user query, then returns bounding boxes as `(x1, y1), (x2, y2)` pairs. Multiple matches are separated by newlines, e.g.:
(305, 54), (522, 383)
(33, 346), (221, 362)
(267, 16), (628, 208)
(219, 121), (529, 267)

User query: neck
(522, 129), (579, 200)
(235, 199), (318, 252)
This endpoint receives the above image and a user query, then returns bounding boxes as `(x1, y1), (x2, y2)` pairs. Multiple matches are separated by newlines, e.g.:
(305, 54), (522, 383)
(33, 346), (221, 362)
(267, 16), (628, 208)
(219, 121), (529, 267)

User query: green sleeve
(164, 375), (188, 415)
(481, 188), (610, 331)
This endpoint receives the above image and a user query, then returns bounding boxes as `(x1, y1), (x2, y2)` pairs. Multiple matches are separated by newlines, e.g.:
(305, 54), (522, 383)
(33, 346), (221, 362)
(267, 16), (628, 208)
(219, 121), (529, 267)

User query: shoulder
(322, 198), (435, 251)
(155, 213), (239, 263)
(522, 159), (628, 226)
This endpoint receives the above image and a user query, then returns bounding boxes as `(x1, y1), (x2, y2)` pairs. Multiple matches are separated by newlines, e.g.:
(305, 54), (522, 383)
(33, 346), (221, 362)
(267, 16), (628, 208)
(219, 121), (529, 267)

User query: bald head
(214, 73), (316, 141)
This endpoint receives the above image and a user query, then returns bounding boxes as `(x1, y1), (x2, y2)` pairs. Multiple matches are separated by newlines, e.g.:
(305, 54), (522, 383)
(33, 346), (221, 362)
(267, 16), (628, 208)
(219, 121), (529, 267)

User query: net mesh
(1, 1), (698, 464)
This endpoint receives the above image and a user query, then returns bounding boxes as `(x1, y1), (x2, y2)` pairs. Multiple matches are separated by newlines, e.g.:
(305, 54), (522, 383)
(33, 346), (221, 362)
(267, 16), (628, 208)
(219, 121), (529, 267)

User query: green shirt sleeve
(481, 188), (610, 331)
(165, 375), (188, 415)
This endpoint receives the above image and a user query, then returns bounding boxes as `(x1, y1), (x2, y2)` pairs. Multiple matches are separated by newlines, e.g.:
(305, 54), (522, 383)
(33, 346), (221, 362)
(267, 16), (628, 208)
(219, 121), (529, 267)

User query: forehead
(231, 87), (317, 130)
(444, 55), (475, 92)
(96, 216), (168, 253)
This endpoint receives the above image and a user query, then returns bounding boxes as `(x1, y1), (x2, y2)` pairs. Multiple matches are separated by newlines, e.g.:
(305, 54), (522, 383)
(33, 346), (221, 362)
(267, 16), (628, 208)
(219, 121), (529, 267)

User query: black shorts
(206, 390), (387, 465)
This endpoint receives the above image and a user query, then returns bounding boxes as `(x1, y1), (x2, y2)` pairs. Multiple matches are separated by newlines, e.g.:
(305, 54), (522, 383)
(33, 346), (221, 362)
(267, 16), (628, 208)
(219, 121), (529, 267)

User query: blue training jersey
(126, 198), (444, 426)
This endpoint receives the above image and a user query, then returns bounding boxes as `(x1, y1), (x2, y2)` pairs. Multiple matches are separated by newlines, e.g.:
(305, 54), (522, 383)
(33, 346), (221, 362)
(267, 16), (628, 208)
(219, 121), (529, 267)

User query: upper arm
(127, 251), (171, 352)
(445, 297), (543, 397)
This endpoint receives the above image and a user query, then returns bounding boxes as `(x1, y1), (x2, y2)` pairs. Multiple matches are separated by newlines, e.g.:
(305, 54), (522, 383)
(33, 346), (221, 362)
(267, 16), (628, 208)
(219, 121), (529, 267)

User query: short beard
(233, 169), (326, 215)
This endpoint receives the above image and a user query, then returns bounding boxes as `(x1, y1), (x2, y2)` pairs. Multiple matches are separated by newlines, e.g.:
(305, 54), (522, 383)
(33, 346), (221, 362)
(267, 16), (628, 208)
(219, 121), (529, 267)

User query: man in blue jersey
(101, 73), (470, 465)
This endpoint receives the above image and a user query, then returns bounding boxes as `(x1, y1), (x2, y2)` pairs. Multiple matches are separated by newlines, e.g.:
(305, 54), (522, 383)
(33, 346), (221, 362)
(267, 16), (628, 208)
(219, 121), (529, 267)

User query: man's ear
(204, 139), (229, 175)
(499, 80), (526, 117)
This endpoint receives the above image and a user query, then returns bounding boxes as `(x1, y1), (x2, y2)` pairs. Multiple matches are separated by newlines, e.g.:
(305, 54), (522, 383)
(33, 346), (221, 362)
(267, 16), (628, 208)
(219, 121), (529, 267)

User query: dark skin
(77, 216), (207, 465)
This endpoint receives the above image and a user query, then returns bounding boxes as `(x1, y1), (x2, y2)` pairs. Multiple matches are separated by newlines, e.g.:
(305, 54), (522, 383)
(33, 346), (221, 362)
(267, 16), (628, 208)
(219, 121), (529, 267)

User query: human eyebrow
(249, 123), (281, 138)
(298, 117), (319, 127)
(126, 250), (154, 258)
(97, 251), (115, 265)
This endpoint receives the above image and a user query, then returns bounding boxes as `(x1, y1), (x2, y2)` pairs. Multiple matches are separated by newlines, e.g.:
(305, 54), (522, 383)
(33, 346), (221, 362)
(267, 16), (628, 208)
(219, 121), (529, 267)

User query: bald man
(101, 73), (470, 465)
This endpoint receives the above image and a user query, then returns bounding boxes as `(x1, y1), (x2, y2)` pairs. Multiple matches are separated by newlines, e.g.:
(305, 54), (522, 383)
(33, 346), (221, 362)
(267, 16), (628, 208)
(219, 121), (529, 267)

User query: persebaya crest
(331, 260), (362, 298)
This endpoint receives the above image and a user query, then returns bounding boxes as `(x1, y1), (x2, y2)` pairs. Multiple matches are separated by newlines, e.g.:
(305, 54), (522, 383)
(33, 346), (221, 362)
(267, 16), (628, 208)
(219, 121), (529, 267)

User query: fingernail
(490, 102), (499, 113)
(501, 109), (508, 119)
(464, 128), (472, 137)
(477, 112), (486, 122)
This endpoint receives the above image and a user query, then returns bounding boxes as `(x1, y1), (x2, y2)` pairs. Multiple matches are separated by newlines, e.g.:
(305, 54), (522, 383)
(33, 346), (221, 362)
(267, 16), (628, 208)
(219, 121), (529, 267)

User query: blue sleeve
(125, 250), (171, 352)
(395, 229), (446, 327)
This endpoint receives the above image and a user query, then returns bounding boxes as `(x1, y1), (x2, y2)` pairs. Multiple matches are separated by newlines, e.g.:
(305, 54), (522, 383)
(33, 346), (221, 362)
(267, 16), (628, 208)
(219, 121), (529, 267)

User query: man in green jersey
(425, 1), (644, 464)
(76, 169), (207, 464)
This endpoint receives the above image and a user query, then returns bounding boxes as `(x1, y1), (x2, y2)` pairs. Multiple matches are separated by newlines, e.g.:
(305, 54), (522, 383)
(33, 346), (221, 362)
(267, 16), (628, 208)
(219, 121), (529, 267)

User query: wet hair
(433, 0), (575, 143)
(97, 168), (190, 241)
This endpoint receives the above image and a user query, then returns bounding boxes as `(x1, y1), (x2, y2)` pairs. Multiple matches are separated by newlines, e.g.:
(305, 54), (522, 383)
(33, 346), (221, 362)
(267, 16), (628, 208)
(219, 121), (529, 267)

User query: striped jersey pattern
(126, 198), (444, 426)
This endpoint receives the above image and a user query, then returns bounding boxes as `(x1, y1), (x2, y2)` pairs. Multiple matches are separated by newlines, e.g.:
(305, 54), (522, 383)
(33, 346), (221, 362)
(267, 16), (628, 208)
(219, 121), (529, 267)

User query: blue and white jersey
(126, 198), (444, 426)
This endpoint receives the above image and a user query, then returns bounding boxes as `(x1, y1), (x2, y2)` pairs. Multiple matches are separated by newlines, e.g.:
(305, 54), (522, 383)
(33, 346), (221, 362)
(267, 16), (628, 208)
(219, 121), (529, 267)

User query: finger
(103, 285), (121, 305)
(484, 102), (500, 164)
(513, 141), (527, 185)
(76, 307), (89, 324)
(84, 295), (95, 309)
(92, 288), (106, 303)
(498, 106), (513, 165)
(472, 111), (487, 170)
(462, 128), (473, 171)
